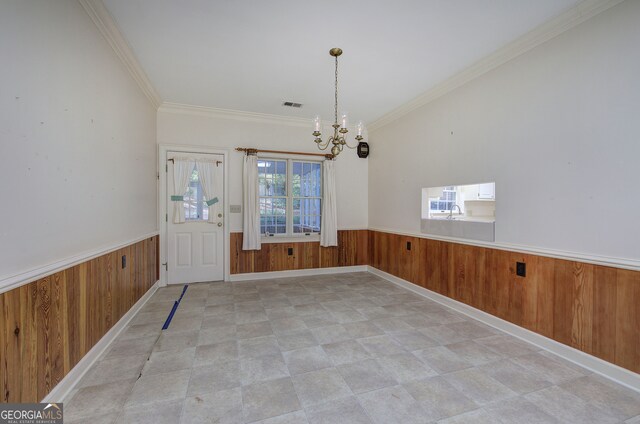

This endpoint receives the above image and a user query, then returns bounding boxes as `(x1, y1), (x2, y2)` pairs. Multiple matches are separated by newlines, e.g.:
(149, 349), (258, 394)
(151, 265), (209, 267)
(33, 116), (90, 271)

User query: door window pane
(184, 164), (209, 221)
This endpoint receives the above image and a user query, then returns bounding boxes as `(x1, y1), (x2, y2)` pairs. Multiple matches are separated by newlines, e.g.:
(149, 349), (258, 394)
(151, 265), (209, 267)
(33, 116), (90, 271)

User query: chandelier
(313, 48), (364, 157)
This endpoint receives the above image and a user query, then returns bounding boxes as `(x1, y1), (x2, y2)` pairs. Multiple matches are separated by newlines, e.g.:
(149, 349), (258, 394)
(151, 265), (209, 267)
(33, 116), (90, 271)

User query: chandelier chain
(334, 55), (339, 125)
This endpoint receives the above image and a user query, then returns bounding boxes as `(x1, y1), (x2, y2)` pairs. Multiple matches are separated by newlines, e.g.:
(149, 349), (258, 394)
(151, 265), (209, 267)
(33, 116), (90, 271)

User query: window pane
(292, 161), (322, 233)
(202, 201), (209, 220)
(259, 197), (287, 235)
(258, 177), (266, 196)
(274, 174), (286, 196)
(274, 198), (286, 215)
(275, 161), (287, 195)
(292, 164), (301, 197)
(301, 163), (308, 196)
(258, 159), (288, 235)
(258, 159), (287, 197)
(312, 163), (321, 196)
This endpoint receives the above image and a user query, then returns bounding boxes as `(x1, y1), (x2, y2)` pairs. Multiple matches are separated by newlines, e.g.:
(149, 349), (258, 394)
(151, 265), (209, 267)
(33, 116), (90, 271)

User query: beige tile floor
(64, 272), (640, 423)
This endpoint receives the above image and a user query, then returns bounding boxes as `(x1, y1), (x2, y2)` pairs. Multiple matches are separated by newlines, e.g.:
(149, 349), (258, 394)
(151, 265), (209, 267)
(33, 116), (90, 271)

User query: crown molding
(159, 102), (319, 128)
(368, 0), (625, 132)
(78, 0), (162, 108)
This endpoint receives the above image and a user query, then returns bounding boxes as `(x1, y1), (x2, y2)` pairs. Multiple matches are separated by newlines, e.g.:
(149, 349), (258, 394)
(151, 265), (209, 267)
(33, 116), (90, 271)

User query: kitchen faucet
(448, 204), (462, 219)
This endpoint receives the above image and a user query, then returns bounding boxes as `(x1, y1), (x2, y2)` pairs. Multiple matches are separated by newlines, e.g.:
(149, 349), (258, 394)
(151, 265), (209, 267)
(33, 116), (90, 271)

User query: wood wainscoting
(0, 236), (158, 403)
(230, 230), (369, 274)
(369, 230), (640, 374)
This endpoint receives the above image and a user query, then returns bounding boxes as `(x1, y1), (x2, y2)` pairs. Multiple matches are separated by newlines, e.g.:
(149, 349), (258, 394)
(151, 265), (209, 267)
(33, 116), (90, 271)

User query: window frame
(258, 156), (322, 240)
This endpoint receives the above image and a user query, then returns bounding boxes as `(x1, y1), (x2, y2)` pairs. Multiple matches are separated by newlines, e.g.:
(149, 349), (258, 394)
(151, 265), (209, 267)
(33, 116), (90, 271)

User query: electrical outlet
(516, 262), (526, 277)
(287, 247), (293, 256)
(122, 255), (126, 269)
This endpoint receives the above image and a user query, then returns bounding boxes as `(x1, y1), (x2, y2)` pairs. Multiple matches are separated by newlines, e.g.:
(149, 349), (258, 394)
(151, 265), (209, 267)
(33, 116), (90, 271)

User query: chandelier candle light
(313, 48), (364, 157)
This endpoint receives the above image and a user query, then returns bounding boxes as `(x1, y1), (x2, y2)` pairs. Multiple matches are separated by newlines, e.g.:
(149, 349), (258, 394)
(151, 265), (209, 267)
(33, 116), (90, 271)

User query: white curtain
(242, 154), (261, 250)
(195, 160), (220, 223)
(172, 159), (192, 224)
(320, 159), (338, 247)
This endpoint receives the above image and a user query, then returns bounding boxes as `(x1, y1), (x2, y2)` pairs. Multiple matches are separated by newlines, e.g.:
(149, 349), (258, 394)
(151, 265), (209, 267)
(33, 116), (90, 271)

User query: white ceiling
(103, 0), (580, 124)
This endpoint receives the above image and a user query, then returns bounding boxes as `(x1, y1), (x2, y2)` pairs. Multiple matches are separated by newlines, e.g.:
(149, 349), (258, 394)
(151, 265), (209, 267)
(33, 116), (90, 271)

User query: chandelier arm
(316, 138), (331, 150)
(343, 139), (359, 149)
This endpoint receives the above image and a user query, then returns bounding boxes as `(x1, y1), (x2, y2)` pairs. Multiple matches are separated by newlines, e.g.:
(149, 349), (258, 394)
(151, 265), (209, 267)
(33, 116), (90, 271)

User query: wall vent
(282, 101), (303, 108)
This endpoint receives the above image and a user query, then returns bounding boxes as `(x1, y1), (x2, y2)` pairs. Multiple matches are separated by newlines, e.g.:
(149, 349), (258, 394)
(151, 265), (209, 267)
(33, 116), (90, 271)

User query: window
(429, 186), (457, 212)
(258, 158), (322, 237)
(422, 183), (496, 221)
(184, 163), (209, 221)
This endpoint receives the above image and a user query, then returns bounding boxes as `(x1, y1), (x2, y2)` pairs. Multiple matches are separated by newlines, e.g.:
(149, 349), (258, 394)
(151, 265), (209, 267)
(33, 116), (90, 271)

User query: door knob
(217, 222), (223, 227)
(218, 213), (223, 218)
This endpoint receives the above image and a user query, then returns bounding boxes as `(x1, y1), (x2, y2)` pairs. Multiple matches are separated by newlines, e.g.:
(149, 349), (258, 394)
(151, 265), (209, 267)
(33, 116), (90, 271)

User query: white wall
(369, 0), (640, 262)
(157, 109), (368, 233)
(0, 1), (158, 281)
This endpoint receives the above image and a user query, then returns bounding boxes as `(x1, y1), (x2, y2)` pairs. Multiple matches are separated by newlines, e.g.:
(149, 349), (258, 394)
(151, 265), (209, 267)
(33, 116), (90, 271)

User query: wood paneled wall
(0, 236), (158, 403)
(369, 230), (640, 374)
(230, 230), (369, 274)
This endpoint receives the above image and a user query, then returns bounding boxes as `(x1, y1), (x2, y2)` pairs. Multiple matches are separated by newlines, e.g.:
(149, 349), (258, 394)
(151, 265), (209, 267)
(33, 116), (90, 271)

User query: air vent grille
(282, 101), (303, 108)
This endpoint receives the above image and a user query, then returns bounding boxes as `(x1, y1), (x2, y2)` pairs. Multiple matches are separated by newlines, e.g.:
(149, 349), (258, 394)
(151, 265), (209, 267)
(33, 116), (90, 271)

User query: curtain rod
(167, 157), (222, 165)
(236, 147), (334, 160)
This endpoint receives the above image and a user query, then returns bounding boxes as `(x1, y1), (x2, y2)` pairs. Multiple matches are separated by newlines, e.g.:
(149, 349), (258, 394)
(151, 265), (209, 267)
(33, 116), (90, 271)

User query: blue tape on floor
(178, 285), (188, 302)
(162, 285), (188, 330)
(162, 301), (179, 330)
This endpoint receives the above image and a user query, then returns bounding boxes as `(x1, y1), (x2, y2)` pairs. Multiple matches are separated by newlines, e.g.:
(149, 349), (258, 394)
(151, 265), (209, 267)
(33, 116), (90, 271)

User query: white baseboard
(367, 266), (640, 393)
(42, 280), (161, 403)
(229, 265), (369, 282)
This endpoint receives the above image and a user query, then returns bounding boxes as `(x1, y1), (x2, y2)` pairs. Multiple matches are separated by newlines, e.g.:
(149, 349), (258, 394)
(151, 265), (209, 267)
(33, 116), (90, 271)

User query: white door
(167, 152), (224, 284)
